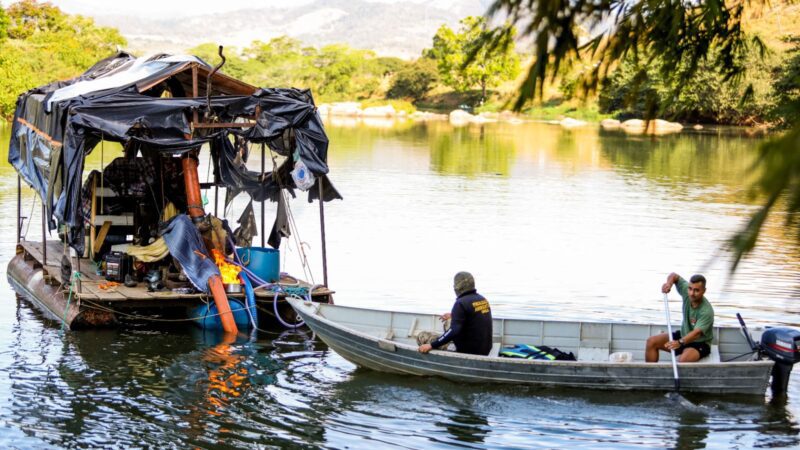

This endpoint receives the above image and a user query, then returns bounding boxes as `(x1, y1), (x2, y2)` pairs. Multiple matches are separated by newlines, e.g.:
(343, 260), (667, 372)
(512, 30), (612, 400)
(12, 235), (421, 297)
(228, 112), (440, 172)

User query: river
(0, 119), (797, 448)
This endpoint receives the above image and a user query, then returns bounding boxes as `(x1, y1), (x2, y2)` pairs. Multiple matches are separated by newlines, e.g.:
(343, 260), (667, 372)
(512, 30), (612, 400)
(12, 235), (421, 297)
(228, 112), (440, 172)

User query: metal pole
(16, 175), (21, 243)
(214, 185), (219, 217)
(318, 177), (328, 287)
(260, 143), (265, 248)
(41, 202), (46, 266)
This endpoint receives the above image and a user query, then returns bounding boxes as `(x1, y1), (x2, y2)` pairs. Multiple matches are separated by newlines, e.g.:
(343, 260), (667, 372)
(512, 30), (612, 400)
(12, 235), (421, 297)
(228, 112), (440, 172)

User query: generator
(104, 251), (130, 282)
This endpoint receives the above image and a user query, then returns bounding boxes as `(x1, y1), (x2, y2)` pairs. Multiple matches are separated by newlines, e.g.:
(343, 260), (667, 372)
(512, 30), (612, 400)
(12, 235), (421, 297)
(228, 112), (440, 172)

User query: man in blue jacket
(418, 272), (493, 356)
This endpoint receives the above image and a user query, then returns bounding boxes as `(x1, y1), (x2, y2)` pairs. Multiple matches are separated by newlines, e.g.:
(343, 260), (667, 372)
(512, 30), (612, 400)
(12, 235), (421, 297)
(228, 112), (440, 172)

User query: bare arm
(665, 328), (704, 350)
(661, 272), (680, 294)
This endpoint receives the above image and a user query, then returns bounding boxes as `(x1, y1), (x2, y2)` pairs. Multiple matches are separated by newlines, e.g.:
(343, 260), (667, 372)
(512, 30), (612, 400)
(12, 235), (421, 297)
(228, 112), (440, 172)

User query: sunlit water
(0, 119), (798, 448)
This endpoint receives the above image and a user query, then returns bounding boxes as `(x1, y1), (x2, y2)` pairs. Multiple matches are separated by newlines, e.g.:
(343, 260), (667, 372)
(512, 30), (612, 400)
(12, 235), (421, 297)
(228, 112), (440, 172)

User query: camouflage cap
(453, 271), (475, 296)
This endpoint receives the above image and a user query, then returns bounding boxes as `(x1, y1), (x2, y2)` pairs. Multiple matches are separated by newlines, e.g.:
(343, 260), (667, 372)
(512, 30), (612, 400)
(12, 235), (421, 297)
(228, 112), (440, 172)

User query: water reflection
(439, 407), (490, 445)
(429, 125), (515, 176)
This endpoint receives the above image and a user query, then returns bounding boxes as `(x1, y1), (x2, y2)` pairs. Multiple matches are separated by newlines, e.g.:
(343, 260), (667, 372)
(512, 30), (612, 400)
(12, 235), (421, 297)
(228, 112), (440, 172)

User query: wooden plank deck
(18, 240), (333, 303)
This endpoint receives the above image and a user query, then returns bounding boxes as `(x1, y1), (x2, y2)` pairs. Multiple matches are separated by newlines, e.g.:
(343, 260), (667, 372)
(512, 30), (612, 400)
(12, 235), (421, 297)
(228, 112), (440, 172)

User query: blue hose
(239, 272), (258, 329)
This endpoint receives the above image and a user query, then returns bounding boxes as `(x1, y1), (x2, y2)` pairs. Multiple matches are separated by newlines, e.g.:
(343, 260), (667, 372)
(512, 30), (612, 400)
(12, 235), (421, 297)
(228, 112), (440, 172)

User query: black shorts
(672, 331), (711, 358)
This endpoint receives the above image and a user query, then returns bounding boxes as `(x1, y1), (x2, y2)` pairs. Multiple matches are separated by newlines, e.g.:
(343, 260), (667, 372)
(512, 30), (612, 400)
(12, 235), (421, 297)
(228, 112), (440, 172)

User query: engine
(760, 327), (800, 396)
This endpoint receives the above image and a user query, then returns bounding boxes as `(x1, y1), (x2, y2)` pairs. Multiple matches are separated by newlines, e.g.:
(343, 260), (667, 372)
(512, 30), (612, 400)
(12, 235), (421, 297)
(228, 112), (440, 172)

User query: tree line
(1, 0), (798, 132)
(0, 1), (520, 119)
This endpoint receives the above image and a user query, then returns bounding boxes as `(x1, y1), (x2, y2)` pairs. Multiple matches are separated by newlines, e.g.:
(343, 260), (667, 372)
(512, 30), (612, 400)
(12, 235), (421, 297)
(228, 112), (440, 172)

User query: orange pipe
(182, 156), (205, 219)
(208, 275), (239, 334)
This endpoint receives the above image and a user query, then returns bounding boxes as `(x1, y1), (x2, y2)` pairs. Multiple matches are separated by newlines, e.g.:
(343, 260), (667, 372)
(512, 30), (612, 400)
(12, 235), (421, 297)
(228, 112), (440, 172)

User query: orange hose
(182, 156), (205, 219)
(208, 275), (239, 334)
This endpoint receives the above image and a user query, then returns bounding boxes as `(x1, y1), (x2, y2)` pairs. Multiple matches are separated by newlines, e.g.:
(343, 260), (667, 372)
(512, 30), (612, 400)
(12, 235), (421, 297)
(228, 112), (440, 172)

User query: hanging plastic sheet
(159, 215), (220, 293)
(7, 53), (343, 254)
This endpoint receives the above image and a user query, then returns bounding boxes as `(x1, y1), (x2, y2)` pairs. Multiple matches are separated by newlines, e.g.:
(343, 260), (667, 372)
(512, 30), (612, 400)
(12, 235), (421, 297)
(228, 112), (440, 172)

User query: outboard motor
(737, 314), (800, 397)
(760, 327), (800, 396)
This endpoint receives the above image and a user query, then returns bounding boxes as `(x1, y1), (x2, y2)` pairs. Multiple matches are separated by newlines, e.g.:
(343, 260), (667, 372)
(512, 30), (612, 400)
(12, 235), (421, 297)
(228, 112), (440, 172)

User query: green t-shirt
(675, 277), (714, 344)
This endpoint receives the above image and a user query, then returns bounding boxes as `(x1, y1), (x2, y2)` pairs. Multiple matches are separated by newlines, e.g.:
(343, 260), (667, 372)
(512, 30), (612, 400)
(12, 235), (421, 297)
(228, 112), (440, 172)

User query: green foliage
(0, 7), (9, 42)
(387, 58), (438, 101)
(360, 98), (416, 114)
(484, 0), (761, 111)
(427, 16), (520, 101)
(0, 0), (126, 119)
(599, 49), (776, 125)
(479, 0), (800, 269)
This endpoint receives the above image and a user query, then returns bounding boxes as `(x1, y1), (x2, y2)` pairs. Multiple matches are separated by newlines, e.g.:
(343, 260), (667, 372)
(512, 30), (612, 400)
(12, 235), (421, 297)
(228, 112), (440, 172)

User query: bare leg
(646, 332), (669, 362)
(678, 347), (701, 363)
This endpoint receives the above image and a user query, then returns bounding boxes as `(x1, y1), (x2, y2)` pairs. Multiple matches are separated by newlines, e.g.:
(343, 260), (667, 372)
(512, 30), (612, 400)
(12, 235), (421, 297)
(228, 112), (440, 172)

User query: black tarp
(8, 53), (341, 254)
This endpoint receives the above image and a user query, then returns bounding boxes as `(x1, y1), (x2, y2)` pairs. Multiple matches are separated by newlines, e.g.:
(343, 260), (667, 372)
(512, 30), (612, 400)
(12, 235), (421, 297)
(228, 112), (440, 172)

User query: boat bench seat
(488, 343), (502, 358)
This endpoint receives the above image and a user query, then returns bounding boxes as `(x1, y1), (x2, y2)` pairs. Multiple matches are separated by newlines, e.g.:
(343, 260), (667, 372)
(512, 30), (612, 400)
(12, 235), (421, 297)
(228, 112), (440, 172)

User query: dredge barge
(7, 49), (339, 331)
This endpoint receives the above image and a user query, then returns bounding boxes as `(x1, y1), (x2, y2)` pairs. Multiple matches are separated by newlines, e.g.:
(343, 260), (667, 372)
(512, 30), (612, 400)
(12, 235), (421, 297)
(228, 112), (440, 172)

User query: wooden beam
(90, 177), (97, 259)
(94, 221), (112, 252)
(191, 122), (256, 129)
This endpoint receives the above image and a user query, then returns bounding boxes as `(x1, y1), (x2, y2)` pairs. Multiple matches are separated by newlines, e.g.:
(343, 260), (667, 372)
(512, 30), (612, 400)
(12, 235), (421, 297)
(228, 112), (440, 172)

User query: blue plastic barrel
(193, 299), (251, 330)
(236, 247), (280, 283)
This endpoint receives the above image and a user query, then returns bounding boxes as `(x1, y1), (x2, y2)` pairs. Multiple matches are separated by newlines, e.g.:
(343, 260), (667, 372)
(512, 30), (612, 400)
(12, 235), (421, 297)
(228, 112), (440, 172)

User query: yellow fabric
(126, 203), (178, 263)
(127, 237), (169, 262)
(162, 202), (178, 221)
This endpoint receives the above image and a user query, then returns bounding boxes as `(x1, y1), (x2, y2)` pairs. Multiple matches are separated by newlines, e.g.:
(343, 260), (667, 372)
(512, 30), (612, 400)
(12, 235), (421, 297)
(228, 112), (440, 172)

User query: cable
(722, 350), (759, 362)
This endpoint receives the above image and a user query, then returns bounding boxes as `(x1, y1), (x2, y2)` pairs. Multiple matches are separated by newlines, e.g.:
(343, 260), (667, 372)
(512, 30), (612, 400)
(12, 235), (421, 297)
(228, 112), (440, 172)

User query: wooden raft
(19, 240), (333, 303)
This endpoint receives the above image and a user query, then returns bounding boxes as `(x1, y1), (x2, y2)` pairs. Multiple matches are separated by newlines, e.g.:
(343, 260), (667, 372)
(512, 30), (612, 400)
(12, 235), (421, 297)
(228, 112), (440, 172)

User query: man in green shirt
(645, 273), (714, 363)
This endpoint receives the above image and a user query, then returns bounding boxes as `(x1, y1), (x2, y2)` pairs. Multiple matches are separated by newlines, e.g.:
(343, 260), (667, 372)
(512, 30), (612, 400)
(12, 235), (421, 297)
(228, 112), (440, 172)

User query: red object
(182, 156), (205, 219)
(208, 275), (239, 334)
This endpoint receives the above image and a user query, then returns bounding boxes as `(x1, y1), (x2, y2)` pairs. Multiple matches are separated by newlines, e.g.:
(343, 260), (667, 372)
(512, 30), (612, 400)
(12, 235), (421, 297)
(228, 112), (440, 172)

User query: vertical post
(318, 177), (328, 287)
(214, 185), (219, 217)
(191, 63), (199, 127)
(16, 175), (21, 243)
(41, 202), (47, 266)
(260, 143), (265, 248)
(90, 176), (97, 259)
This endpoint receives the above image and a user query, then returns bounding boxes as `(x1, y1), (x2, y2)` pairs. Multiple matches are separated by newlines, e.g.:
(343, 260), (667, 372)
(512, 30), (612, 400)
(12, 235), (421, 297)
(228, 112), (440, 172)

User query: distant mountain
(91, 0), (491, 58)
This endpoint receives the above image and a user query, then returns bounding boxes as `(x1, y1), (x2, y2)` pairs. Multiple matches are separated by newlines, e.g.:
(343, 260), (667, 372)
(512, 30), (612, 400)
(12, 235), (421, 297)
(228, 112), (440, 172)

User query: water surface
(0, 119), (797, 449)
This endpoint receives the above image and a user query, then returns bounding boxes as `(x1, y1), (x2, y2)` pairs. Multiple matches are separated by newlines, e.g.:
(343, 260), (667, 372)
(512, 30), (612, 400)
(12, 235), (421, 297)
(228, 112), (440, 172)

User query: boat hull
(290, 299), (774, 395)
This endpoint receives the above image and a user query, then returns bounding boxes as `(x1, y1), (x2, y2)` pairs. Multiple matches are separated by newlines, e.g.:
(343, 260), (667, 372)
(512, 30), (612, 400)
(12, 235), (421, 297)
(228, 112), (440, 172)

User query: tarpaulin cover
(159, 215), (220, 293)
(7, 52), (342, 254)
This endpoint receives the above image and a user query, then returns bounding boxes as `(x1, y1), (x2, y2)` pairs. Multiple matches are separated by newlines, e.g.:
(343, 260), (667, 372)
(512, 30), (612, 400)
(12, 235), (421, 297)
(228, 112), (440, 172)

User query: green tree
(480, 0), (796, 268)
(0, 7), (9, 42)
(387, 58), (438, 101)
(0, 1), (125, 118)
(427, 16), (520, 102)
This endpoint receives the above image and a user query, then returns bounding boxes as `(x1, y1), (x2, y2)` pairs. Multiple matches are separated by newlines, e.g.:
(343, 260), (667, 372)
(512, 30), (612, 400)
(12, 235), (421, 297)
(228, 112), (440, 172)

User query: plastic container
(609, 352), (633, 363)
(236, 247), (280, 283)
(193, 299), (251, 330)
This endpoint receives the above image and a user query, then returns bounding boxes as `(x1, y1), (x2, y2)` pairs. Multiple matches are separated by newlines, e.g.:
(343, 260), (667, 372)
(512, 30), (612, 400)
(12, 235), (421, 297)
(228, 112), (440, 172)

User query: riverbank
(317, 100), (703, 135)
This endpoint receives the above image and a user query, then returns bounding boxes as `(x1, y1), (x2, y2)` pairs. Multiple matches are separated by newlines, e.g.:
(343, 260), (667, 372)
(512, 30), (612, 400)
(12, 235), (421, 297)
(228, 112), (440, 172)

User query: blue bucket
(236, 247), (280, 283)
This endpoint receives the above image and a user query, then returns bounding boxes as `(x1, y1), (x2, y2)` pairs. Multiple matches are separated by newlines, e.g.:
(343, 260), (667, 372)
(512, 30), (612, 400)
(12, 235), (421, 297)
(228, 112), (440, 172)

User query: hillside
(90, 0), (488, 58)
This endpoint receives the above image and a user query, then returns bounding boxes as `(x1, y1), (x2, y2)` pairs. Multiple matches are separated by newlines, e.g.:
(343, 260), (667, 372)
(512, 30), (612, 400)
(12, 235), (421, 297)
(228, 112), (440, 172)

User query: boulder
(560, 117), (587, 128)
(329, 102), (363, 116)
(317, 103), (332, 116)
(449, 109), (475, 126)
(362, 105), (396, 117)
(620, 118), (683, 135)
(600, 118), (621, 129)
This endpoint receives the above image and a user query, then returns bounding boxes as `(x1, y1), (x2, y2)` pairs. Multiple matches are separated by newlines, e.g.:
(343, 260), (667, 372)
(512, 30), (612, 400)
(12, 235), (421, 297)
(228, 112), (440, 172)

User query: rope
(60, 271), (81, 334)
(23, 192), (37, 238)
